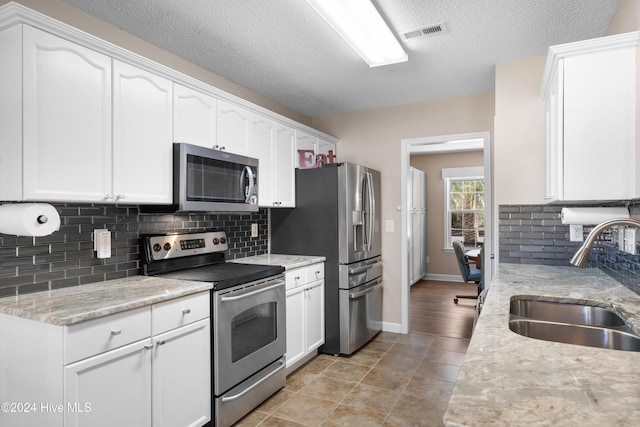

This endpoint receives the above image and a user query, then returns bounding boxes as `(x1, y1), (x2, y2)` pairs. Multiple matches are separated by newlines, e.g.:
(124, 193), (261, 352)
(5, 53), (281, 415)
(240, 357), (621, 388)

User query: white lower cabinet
(0, 292), (210, 427)
(64, 339), (153, 427)
(285, 263), (325, 372)
(151, 319), (210, 427)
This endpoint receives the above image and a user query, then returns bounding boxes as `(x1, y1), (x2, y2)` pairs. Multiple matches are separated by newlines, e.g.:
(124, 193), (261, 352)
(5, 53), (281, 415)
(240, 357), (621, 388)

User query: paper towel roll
(0, 203), (61, 236)
(560, 207), (630, 225)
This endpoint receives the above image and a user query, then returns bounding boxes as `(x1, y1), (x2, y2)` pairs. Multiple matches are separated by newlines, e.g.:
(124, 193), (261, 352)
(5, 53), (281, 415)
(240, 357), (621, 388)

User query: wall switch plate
(618, 228), (625, 251)
(251, 223), (258, 238)
(569, 224), (584, 242)
(624, 228), (637, 255)
(385, 220), (394, 232)
(94, 229), (111, 259)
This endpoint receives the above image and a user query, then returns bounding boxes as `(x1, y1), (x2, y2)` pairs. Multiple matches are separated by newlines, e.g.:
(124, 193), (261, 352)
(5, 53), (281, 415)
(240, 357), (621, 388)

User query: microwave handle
(241, 165), (255, 203)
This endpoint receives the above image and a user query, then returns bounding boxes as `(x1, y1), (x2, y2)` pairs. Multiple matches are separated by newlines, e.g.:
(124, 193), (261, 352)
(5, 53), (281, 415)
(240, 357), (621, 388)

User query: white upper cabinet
(274, 123), (296, 207)
(21, 25), (113, 202)
(217, 100), (251, 155)
(295, 130), (318, 168)
(252, 116), (296, 207)
(541, 32), (639, 202)
(173, 83), (217, 148)
(0, 25), (174, 204)
(113, 60), (173, 204)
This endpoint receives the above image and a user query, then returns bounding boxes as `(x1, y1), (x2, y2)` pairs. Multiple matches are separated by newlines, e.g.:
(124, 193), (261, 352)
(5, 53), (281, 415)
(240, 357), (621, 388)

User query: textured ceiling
(62, 0), (619, 117)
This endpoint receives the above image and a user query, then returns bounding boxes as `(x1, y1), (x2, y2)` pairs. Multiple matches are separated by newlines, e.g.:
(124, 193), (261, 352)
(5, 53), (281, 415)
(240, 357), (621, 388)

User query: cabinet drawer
(152, 291), (210, 336)
(285, 269), (306, 290)
(307, 264), (324, 283)
(286, 263), (325, 290)
(65, 306), (151, 364)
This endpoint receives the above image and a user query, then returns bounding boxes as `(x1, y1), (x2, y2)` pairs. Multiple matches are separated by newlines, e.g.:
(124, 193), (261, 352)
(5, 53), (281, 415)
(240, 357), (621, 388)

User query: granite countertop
(231, 254), (326, 270)
(0, 276), (212, 326)
(444, 264), (640, 427)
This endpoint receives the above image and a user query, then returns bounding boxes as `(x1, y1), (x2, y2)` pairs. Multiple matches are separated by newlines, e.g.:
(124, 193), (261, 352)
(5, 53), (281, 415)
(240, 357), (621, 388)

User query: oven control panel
(146, 231), (229, 260)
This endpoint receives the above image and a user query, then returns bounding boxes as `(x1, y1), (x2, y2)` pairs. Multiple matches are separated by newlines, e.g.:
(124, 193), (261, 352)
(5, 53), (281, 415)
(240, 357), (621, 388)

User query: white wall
(312, 95), (494, 328)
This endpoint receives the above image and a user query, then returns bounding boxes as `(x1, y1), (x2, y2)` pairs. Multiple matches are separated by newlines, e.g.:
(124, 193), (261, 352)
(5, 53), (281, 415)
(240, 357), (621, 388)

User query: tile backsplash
(499, 204), (640, 295)
(0, 203), (269, 297)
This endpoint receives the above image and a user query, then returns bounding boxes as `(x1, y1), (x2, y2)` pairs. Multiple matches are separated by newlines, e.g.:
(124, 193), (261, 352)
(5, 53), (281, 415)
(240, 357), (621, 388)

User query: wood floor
(409, 279), (477, 339)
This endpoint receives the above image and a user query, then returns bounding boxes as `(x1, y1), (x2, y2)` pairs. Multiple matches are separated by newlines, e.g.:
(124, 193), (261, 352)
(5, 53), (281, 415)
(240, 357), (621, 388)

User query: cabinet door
(316, 138), (337, 166)
(274, 123), (296, 207)
(64, 339), (152, 427)
(285, 286), (306, 368)
(305, 281), (325, 353)
(217, 99), (251, 155)
(295, 130), (318, 168)
(23, 26), (112, 202)
(112, 60), (173, 203)
(173, 83), (216, 148)
(563, 47), (636, 201)
(152, 319), (211, 427)
(252, 114), (276, 206)
(545, 60), (563, 202)
(112, 60), (173, 204)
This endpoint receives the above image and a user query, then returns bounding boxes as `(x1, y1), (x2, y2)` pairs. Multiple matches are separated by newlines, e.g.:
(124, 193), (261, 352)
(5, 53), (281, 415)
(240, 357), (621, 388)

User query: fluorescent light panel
(305, 0), (407, 67)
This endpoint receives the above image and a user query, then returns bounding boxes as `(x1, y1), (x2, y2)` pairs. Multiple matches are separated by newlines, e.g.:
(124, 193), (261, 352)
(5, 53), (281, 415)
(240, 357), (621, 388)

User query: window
(442, 167), (485, 249)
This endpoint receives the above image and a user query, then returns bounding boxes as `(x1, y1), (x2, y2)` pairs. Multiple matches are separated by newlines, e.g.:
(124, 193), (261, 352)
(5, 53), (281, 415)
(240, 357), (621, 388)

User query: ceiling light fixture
(304, 0), (407, 67)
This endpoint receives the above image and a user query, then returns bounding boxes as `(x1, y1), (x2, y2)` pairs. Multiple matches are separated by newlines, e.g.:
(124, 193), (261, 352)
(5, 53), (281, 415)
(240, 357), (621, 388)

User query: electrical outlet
(251, 223), (258, 238)
(94, 229), (111, 259)
(569, 224), (583, 242)
(618, 228), (625, 251)
(624, 228), (637, 255)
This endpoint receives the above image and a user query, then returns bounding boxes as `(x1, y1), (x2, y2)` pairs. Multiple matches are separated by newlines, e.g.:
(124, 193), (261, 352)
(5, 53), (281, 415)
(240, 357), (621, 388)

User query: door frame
(400, 132), (493, 334)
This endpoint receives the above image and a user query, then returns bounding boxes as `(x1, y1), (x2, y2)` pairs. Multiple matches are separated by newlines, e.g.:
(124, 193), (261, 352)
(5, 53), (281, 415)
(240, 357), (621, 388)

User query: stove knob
(163, 243), (172, 251)
(153, 243), (162, 252)
(212, 238), (219, 245)
(220, 237), (226, 244)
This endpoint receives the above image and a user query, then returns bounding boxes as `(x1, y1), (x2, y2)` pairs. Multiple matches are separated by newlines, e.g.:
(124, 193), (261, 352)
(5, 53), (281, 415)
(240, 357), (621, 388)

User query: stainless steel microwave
(143, 143), (259, 213)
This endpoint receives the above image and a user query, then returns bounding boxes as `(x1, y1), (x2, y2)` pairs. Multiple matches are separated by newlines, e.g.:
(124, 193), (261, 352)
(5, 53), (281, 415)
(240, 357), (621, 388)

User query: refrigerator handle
(365, 172), (375, 252)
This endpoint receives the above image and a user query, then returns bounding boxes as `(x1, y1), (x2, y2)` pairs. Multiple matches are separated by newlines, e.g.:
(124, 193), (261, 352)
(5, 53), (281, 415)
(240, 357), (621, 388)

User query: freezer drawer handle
(219, 280), (284, 302)
(349, 280), (383, 299)
(220, 359), (285, 403)
(349, 261), (382, 275)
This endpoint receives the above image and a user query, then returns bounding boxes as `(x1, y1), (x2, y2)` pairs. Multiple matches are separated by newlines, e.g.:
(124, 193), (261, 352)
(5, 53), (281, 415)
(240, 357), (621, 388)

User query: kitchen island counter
(0, 276), (212, 326)
(444, 263), (640, 427)
(232, 253), (325, 270)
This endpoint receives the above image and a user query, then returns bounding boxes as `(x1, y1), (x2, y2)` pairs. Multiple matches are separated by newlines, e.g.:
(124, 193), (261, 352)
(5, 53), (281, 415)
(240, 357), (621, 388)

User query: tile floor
(234, 331), (470, 426)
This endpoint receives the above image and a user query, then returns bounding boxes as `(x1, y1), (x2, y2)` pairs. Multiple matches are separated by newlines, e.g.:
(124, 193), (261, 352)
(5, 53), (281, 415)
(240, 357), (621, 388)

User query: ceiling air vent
(402, 22), (448, 40)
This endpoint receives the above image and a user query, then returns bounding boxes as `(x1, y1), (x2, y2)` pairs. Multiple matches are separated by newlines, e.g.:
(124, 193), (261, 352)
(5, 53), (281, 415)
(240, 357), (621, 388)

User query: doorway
(400, 132), (493, 334)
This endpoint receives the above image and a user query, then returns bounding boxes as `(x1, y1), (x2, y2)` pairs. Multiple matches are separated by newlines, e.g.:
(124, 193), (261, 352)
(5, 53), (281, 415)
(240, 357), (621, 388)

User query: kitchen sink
(508, 296), (640, 352)
(510, 297), (626, 327)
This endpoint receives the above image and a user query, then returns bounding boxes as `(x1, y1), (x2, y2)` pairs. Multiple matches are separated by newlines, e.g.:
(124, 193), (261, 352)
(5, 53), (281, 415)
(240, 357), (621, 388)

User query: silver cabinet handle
(110, 329), (122, 336)
(156, 340), (166, 346)
(144, 344), (153, 350)
(182, 308), (191, 315)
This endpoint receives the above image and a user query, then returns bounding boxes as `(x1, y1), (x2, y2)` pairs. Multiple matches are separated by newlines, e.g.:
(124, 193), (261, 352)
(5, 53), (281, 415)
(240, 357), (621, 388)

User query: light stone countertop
(231, 254), (326, 270)
(444, 264), (640, 427)
(0, 276), (212, 326)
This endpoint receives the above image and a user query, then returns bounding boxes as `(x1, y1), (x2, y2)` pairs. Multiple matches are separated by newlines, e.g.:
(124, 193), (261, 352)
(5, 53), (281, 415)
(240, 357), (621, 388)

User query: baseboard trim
(425, 273), (463, 282)
(382, 322), (402, 334)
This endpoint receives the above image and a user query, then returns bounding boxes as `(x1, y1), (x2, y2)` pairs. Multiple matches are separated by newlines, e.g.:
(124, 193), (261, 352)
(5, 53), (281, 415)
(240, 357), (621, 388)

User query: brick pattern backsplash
(499, 204), (640, 296)
(0, 203), (269, 298)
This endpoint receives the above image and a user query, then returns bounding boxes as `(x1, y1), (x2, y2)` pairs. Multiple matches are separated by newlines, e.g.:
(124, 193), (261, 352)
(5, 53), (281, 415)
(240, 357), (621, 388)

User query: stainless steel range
(141, 230), (286, 427)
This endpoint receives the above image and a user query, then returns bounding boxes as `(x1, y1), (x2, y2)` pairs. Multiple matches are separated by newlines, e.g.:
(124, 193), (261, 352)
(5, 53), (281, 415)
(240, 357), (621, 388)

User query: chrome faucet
(570, 218), (640, 267)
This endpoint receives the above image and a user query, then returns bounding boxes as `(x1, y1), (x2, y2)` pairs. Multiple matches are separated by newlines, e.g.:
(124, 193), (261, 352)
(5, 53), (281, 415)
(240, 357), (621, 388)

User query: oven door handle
(220, 359), (286, 403)
(219, 280), (284, 302)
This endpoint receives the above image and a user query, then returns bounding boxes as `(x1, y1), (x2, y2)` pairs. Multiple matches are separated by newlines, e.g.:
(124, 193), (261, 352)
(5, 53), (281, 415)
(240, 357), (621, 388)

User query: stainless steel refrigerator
(271, 162), (382, 355)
